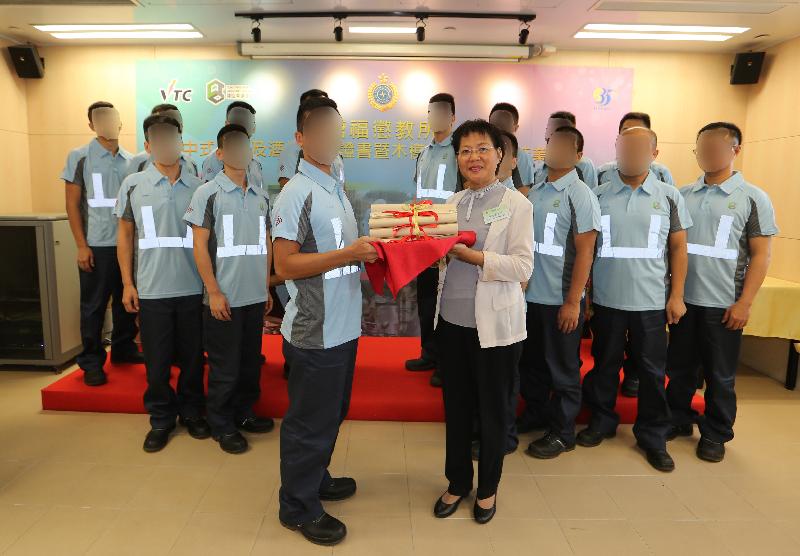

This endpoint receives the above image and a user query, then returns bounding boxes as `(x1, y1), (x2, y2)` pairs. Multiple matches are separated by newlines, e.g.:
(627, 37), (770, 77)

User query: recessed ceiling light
(575, 31), (732, 41)
(33, 24), (196, 32)
(49, 31), (203, 40)
(583, 23), (749, 34)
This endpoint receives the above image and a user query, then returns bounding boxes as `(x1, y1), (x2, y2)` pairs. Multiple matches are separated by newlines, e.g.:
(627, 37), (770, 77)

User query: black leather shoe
(639, 445), (675, 472)
(526, 432), (575, 459)
(473, 497), (496, 524)
(515, 416), (548, 434)
(620, 376), (639, 398)
(434, 493), (465, 518)
(83, 368), (107, 387)
(319, 477), (357, 501)
(429, 368), (442, 387)
(696, 437), (725, 462)
(179, 416), (211, 439)
(576, 427), (616, 447)
(236, 416), (275, 433)
(111, 351), (145, 365)
(405, 357), (436, 371)
(281, 513), (347, 546)
(471, 440), (517, 461)
(666, 423), (694, 441)
(214, 431), (248, 454)
(143, 427), (175, 452)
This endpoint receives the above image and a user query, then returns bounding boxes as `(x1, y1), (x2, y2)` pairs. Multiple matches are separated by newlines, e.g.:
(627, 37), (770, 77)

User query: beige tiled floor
(0, 364), (798, 555)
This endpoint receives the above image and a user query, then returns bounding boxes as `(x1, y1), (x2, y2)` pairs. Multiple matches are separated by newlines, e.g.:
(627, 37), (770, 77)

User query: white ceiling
(2, 0), (800, 53)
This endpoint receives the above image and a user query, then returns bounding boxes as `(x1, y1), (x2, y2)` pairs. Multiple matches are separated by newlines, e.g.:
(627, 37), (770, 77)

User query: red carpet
(41, 336), (705, 422)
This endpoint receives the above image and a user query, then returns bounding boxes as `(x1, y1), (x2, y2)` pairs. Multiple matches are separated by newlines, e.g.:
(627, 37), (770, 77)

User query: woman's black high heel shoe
(473, 496), (496, 524)
(433, 492), (464, 518)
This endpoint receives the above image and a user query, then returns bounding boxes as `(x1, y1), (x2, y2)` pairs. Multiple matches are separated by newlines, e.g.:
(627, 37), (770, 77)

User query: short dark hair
(150, 103), (179, 115)
(619, 111), (651, 133)
(499, 130), (519, 157)
(143, 114), (181, 141)
(217, 123), (249, 148)
(551, 125), (584, 153)
(226, 101), (256, 115)
(697, 121), (742, 145)
(452, 119), (506, 165)
(299, 88), (328, 104)
(87, 101), (114, 122)
(490, 102), (520, 124)
(549, 111), (576, 125)
(296, 96), (340, 132)
(428, 92), (455, 115)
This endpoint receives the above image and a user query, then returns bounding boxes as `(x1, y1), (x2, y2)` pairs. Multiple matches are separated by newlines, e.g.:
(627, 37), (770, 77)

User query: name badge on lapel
(483, 204), (511, 225)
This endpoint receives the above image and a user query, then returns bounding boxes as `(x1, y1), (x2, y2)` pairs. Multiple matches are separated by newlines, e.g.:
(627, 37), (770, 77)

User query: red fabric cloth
(365, 231), (477, 298)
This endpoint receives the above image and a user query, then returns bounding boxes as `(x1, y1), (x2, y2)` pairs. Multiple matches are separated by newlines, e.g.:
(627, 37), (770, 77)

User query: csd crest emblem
(368, 74), (398, 112)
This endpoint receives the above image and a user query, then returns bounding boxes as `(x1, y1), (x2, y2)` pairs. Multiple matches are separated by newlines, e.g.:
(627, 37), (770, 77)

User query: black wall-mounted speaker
(730, 52), (765, 85)
(7, 45), (45, 79)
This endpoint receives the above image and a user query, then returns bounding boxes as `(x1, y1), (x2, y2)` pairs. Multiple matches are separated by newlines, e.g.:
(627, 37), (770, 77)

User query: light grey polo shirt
(130, 151), (199, 178)
(200, 151), (264, 189)
(414, 134), (460, 203)
(597, 160), (674, 187)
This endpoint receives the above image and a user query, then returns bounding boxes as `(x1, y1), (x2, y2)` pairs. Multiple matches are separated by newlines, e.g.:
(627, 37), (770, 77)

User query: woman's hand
(447, 243), (469, 260)
(448, 243), (484, 267)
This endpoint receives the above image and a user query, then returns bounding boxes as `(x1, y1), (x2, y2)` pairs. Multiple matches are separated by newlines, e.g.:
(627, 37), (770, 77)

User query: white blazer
(434, 186), (534, 349)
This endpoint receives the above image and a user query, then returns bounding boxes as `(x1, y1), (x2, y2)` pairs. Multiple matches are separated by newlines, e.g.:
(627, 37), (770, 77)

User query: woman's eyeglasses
(457, 146), (496, 158)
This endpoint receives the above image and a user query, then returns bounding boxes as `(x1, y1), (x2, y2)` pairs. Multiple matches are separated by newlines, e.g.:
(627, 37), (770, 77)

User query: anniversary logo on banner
(136, 59), (633, 336)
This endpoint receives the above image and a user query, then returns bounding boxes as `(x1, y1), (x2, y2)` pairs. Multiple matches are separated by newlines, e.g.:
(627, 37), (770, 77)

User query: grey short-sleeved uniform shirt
(597, 160), (674, 187)
(271, 159), (362, 350)
(115, 164), (202, 299)
(277, 141), (345, 184)
(200, 152), (264, 189)
(525, 169), (601, 306)
(183, 170), (271, 308)
(61, 138), (134, 247)
(681, 172), (778, 309)
(592, 170), (692, 311)
(534, 156), (598, 189)
(440, 182), (507, 328)
(130, 151), (199, 178)
(414, 134), (460, 204)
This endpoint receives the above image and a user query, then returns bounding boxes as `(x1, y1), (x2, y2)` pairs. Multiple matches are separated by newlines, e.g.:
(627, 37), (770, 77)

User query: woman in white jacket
(432, 119), (533, 524)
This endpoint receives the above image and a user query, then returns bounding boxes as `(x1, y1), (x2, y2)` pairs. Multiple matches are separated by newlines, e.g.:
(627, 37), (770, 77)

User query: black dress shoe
(696, 437), (725, 462)
(236, 416), (275, 433)
(143, 427), (175, 452)
(515, 416), (548, 434)
(179, 416), (211, 439)
(405, 357), (437, 371)
(319, 477), (357, 501)
(434, 493), (465, 518)
(639, 445), (675, 472)
(83, 368), (107, 387)
(473, 497), (496, 524)
(620, 376), (639, 398)
(471, 440), (517, 461)
(110, 351), (145, 365)
(526, 432), (575, 459)
(281, 513), (347, 546)
(666, 423), (694, 441)
(576, 427), (616, 447)
(214, 431), (248, 454)
(429, 368), (442, 387)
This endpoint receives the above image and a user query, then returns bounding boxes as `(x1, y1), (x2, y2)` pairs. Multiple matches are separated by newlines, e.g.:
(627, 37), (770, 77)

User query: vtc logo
(592, 87), (613, 107)
(159, 79), (193, 102)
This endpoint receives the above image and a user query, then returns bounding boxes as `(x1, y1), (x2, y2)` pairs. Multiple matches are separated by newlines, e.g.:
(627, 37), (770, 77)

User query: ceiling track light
(251, 18), (261, 43)
(333, 17), (344, 42)
(416, 18), (426, 42)
(518, 20), (531, 45)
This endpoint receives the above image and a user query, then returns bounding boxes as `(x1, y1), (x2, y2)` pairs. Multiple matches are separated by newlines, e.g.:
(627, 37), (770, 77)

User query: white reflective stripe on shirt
(599, 214), (664, 259)
(533, 212), (564, 257)
(416, 162), (451, 200)
(687, 214), (737, 260)
(324, 217), (359, 279)
(217, 214), (267, 258)
(87, 173), (116, 208)
(138, 206), (193, 250)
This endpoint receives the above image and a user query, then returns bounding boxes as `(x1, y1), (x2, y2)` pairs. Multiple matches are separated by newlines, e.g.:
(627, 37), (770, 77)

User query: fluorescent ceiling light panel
(34, 24), (195, 32)
(349, 26), (417, 34)
(574, 31), (732, 41)
(583, 23), (749, 33)
(49, 31), (203, 39)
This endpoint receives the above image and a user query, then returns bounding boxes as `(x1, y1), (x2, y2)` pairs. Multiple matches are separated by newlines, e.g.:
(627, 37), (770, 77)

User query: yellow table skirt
(744, 276), (800, 340)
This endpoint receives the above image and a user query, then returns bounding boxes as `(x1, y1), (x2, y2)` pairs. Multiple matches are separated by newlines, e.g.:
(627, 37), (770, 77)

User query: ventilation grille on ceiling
(593, 1), (789, 14)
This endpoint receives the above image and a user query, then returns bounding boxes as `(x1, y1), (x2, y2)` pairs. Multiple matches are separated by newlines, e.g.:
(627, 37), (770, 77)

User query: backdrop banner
(136, 59), (633, 336)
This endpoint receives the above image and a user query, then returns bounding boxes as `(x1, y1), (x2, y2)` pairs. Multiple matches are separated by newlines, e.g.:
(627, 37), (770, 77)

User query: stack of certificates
(368, 202), (458, 241)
